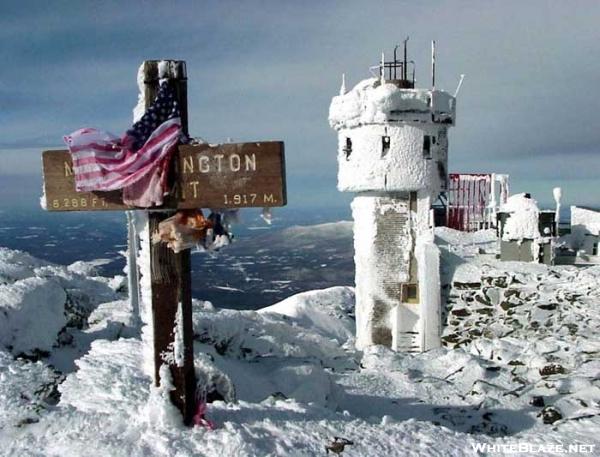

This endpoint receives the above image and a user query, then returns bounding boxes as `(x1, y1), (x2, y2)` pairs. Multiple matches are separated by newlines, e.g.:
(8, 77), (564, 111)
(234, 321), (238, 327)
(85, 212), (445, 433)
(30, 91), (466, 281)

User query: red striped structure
(447, 173), (492, 232)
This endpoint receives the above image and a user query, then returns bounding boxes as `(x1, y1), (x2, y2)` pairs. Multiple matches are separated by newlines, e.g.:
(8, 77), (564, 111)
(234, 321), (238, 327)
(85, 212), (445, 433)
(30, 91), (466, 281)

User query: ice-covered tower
(329, 41), (456, 352)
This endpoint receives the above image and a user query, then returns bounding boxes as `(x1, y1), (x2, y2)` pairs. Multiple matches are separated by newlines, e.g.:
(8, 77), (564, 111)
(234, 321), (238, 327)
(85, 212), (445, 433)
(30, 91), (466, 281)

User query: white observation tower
(329, 40), (457, 352)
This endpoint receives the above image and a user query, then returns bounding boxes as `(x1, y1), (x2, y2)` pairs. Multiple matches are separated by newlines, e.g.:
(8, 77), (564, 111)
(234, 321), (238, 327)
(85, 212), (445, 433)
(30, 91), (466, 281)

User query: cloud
(2, 0), (600, 209)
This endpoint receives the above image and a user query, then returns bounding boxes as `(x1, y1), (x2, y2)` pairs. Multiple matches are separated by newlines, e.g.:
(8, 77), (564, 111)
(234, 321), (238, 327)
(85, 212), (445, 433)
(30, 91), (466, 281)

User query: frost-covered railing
(447, 173), (509, 232)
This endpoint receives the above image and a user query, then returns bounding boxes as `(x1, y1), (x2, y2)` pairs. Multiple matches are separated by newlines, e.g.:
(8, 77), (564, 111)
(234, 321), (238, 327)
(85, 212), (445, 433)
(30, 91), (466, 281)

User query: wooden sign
(42, 141), (286, 211)
(177, 142), (286, 208)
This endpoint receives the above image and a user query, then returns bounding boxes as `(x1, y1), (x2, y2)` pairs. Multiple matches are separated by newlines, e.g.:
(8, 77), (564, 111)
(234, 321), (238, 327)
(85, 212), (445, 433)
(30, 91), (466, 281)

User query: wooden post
(143, 60), (196, 425)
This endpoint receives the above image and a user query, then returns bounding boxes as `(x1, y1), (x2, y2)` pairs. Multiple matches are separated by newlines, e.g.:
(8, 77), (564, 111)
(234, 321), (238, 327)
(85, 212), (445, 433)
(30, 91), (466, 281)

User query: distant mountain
(192, 221), (354, 309)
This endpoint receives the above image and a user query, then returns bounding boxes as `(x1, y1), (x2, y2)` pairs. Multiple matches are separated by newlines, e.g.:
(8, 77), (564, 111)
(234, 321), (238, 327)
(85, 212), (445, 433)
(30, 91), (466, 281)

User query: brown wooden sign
(42, 141), (286, 211)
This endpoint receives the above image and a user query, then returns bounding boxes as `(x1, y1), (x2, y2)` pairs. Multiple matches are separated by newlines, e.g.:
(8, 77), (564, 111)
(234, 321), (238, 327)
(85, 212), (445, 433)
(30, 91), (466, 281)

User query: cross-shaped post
(41, 60), (286, 425)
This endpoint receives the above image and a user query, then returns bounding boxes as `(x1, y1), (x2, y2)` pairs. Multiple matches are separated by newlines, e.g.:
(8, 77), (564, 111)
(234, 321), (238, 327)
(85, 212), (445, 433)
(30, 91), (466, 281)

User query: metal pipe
(394, 44), (400, 79)
(403, 37), (409, 80)
(431, 40), (436, 89)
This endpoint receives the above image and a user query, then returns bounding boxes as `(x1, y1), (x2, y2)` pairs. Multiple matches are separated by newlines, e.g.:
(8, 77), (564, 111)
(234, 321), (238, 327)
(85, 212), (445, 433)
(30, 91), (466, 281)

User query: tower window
(344, 137), (352, 160)
(593, 241), (598, 256)
(382, 135), (391, 156)
(423, 135), (432, 159)
(402, 284), (419, 303)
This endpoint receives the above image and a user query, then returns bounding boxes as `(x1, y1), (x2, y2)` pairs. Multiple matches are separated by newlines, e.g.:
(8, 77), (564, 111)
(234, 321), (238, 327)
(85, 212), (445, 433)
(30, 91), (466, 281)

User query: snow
(569, 206), (600, 259)
(0, 349), (62, 429)
(167, 302), (184, 367)
(330, 77), (453, 194)
(132, 63), (147, 123)
(2, 230), (600, 455)
(335, 124), (434, 192)
(571, 206), (600, 240)
(328, 78), (455, 130)
(259, 286), (355, 345)
(59, 338), (149, 416)
(351, 195), (413, 349)
(135, 212), (155, 377)
(500, 193), (541, 241)
(0, 277), (66, 354)
(414, 233), (441, 351)
(0, 248), (122, 356)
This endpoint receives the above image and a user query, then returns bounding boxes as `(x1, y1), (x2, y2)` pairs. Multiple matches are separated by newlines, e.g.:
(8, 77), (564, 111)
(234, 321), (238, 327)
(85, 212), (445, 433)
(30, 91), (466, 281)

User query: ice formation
(500, 193), (541, 242)
(330, 50), (456, 352)
(329, 78), (454, 194)
(571, 206), (600, 255)
(329, 78), (455, 130)
(571, 206), (600, 238)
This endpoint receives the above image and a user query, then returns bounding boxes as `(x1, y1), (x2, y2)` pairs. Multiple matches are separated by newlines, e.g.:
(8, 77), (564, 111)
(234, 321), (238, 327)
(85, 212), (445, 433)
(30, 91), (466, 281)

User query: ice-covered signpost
(40, 60), (286, 425)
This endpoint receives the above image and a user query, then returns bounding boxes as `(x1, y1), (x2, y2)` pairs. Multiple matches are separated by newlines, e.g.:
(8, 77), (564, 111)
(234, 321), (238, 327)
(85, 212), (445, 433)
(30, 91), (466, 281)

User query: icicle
(380, 52), (385, 84)
(339, 73), (346, 95)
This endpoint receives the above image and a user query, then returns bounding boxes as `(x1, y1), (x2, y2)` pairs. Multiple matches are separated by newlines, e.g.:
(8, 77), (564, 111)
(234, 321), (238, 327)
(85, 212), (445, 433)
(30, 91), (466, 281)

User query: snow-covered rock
(0, 277), (66, 354)
(259, 286), (355, 345)
(0, 248), (123, 355)
(0, 348), (62, 429)
(439, 227), (600, 427)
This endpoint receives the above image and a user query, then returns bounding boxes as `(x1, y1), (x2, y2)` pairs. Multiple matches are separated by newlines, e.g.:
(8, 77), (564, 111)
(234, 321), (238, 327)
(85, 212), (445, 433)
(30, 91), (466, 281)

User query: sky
(1, 0), (599, 210)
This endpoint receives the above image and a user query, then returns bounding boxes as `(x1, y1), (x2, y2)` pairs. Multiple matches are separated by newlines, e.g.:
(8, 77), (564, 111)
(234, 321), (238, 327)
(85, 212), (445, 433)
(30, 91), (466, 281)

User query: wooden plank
(42, 150), (128, 211)
(144, 60), (196, 426)
(42, 142), (286, 211)
(176, 141), (286, 208)
(148, 212), (196, 425)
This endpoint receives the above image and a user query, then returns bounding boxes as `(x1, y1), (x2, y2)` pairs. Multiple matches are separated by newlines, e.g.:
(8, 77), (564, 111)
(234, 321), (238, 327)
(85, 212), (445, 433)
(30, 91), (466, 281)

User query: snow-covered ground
(1, 226), (600, 456)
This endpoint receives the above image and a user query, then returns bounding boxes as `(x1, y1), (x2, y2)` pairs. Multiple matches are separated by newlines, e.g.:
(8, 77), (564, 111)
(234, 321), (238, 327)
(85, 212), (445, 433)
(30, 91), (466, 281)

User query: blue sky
(1, 0), (599, 209)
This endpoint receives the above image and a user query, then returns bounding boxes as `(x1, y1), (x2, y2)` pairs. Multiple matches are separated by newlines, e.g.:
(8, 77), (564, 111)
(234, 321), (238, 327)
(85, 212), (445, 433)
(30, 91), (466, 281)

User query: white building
(329, 43), (456, 352)
(497, 193), (553, 264)
(571, 206), (600, 260)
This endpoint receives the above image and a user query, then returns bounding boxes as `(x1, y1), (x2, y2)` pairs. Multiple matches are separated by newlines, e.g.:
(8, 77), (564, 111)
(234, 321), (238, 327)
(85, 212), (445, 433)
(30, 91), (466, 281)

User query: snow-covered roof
(329, 77), (455, 130)
(572, 206), (600, 236)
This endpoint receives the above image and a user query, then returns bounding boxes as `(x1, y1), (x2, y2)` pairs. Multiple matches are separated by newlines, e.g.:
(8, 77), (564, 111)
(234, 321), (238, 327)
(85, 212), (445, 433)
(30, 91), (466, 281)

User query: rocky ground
(1, 227), (600, 456)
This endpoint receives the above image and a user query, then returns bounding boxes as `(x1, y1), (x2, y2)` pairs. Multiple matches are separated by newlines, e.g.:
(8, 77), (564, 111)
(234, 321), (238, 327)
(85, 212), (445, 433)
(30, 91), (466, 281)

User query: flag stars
(125, 82), (180, 150)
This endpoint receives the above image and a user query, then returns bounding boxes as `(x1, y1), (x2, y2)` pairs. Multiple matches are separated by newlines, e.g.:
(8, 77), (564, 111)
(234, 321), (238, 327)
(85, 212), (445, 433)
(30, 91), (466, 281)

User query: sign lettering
(42, 141), (286, 211)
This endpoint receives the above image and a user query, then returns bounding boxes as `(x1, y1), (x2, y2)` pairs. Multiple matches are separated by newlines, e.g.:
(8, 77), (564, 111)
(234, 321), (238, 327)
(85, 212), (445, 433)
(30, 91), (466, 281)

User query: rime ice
(330, 42), (456, 352)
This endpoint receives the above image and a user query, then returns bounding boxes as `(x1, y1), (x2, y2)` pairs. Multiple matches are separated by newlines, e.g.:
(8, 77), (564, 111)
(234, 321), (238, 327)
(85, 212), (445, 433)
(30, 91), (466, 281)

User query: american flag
(64, 81), (182, 197)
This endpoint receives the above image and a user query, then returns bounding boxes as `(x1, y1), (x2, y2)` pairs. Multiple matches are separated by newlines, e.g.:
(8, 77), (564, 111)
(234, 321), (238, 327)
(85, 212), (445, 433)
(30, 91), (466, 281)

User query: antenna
(431, 40), (436, 89)
(380, 52), (385, 84)
(339, 73), (346, 95)
(454, 74), (465, 97)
